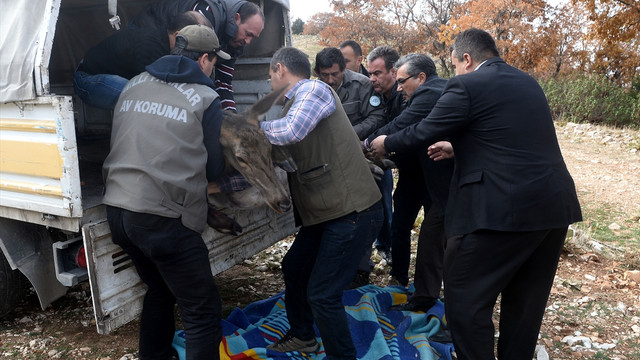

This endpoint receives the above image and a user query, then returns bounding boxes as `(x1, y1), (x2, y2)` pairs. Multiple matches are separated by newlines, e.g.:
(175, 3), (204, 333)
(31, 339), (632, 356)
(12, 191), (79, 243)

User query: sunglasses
(397, 74), (417, 85)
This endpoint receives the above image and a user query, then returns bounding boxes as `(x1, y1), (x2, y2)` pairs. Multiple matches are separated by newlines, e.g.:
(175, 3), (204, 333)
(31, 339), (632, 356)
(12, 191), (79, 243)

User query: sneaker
(266, 331), (319, 353)
(348, 270), (371, 289)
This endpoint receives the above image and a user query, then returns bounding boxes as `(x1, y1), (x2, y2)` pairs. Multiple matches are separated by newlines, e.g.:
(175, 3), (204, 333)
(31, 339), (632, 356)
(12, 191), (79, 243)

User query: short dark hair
(395, 53), (437, 78)
(339, 40), (363, 57)
(238, 2), (264, 23)
(314, 47), (346, 73)
(367, 46), (400, 71)
(271, 47), (311, 79)
(168, 11), (211, 33)
(452, 28), (500, 63)
(171, 36), (215, 61)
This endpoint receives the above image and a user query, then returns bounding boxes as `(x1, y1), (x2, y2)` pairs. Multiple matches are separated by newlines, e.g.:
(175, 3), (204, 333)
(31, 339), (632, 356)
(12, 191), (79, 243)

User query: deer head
(216, 85), (292, 213)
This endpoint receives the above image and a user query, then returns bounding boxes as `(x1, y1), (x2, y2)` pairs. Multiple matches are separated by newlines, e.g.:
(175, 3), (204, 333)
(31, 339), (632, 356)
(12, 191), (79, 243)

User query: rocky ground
(0, 122), (639, 359)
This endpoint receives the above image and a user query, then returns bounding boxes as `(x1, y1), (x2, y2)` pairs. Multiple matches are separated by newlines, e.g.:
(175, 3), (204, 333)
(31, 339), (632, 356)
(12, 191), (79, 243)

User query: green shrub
(539, 74), (640, 128)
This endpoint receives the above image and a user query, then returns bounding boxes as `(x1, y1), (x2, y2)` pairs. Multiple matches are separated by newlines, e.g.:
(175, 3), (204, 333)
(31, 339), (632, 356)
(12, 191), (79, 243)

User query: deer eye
(236, 156), (249, 166)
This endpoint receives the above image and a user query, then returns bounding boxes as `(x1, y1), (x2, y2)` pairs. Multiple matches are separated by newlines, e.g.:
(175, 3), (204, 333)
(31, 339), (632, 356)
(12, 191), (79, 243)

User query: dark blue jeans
(281, 202), (383, 360)
(357, 170), (392, 272)
(106, 206), (222, 360)
(374, 169), (393, 251)
(74, 70), (127, 110)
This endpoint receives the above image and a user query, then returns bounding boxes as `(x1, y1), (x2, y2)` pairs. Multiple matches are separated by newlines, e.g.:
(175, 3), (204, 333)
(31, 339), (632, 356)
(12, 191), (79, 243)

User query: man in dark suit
(364, 53), (452, 311)
(370, 28), (582, 359)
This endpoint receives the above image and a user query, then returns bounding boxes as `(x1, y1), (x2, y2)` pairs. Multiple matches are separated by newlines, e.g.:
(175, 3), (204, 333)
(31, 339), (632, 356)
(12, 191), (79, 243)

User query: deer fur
(210, 85), (294, 214)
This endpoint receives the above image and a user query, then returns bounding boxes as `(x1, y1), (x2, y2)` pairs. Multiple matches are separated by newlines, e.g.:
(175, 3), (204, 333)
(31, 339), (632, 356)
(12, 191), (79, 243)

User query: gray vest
(103, 71), (219, 233)
(282, 88), (381, 226)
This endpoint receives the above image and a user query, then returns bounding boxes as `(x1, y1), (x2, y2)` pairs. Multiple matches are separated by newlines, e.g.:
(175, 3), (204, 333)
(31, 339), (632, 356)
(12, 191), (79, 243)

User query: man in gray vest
(261, 47), (383, 360)
(102, 25), (231, 360)
(314, 47), (389, 287)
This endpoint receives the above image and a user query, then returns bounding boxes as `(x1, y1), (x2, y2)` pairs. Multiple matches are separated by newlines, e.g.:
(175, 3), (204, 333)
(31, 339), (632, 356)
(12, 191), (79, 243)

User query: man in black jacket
(366, 46), (428, 285)
(339, 40), (369, 77)
(74, 11), (209, 109)
(365, 53), (452, 312)
(130, 0), (265, 112)
(370, 28), (582, 360)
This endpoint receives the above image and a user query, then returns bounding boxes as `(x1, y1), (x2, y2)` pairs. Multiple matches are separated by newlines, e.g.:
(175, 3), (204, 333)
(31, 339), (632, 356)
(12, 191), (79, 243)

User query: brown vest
(281, 86), (381, 226)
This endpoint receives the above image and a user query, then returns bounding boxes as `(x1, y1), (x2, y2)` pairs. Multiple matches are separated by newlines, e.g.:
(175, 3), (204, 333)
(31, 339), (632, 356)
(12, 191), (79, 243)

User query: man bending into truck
(129, 0), (265, 112)
(102, 25), (231, 360)
(74, 11), (210, 110)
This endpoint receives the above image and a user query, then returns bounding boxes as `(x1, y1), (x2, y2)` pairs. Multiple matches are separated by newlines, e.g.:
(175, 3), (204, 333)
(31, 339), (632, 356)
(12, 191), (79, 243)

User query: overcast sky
(288, 0), (569, 22)
(289, 0), (332, 22)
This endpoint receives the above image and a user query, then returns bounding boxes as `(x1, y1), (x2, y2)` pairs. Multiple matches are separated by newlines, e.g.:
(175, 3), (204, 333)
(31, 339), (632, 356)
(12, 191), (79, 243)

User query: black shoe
(266, 330), (319, 353)
(428, 329), (452, 343)
(388, 298), (437, 312)
(349, 270), (371, 289)
(377, 249), (392, 266)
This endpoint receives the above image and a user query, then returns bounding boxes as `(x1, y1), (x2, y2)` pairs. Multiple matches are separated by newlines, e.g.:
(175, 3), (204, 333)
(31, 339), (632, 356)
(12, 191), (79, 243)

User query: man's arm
(366, 87), (442, 143)
(214, 58), (237, 112)
(371, 78), (470, 156)
(202, 98), (226, 181)
(260, 81), (336, 145)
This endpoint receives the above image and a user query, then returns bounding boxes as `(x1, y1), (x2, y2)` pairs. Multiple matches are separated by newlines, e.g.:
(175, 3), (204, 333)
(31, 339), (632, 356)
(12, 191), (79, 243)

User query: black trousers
(444, 227), (567, 360)
(411, 205), (445, 303)
(390, 168), (430, 285)
(106, 206), (222, 360)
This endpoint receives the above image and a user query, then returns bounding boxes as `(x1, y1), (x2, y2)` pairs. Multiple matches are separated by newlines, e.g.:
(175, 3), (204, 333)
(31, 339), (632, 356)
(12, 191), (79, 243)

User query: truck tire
(0, 251), (25, 317)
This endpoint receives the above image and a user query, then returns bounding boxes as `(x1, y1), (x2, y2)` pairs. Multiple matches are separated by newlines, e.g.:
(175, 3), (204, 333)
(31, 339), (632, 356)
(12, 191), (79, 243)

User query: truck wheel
(0, 251), (25, 317)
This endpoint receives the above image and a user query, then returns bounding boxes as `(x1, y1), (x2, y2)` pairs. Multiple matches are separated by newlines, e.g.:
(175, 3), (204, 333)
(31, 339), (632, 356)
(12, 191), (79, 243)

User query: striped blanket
(172, 284), (454, 359)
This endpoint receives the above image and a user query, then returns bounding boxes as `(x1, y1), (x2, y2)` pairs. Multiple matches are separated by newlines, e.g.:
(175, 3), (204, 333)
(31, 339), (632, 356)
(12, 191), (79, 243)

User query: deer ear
(248, 83), (290, 119)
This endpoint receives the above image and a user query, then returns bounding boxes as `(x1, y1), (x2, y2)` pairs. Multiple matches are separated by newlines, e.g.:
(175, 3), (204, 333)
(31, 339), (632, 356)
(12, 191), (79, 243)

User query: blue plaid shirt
(260, 79), (337, 145)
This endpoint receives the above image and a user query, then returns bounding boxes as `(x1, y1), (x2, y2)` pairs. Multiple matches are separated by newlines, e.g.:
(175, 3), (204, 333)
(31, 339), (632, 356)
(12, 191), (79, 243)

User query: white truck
(0, 0), (295, 334)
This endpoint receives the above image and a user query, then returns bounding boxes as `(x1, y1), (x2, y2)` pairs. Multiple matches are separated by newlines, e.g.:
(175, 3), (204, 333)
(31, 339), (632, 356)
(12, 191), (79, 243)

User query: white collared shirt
(474, 60), (488, 71)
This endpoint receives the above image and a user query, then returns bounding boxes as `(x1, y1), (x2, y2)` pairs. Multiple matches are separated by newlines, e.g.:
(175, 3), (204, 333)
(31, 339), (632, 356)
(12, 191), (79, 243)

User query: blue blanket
(173, 285), (454, 359)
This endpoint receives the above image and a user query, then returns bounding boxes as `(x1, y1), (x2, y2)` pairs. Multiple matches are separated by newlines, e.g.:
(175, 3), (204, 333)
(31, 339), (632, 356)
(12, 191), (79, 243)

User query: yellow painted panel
(0, 178), (63, 197)
(0, 140), (63, 178)
(0, 119), (58, 133)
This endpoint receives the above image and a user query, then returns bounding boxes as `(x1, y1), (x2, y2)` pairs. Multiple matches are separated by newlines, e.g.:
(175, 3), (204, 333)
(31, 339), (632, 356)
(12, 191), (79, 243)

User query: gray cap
(177, 25), (231, 60)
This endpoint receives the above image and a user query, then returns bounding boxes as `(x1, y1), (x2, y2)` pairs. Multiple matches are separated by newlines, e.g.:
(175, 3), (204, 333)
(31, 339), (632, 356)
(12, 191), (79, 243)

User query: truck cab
(0, 0), (294, 334)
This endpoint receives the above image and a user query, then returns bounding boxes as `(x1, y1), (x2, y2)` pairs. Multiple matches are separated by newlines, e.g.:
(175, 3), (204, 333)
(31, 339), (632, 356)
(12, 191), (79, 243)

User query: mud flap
(82, 220), (146, 335)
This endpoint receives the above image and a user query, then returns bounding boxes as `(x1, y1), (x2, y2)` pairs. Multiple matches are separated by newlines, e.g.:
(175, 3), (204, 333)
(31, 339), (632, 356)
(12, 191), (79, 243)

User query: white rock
(632, 324), (640, 334)
(48, 350), (58, 356)
(535, 345), (549, 360)
(617, 302), (627, 315)
(608, 222), (621, 230)
(561, 335), (592, 349)
(585, 274), (596, 281)
(18, 316), (32, 323)
(255, 265), (268, 272)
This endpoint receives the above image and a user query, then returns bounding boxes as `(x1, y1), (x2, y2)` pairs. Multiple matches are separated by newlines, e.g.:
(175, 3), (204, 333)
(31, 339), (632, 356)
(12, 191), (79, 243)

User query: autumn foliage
(303, 0), (640, 88)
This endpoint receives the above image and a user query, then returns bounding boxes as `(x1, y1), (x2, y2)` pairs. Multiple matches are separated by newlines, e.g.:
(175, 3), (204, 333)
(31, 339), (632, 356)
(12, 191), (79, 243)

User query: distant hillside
(292, 34), (323, 64)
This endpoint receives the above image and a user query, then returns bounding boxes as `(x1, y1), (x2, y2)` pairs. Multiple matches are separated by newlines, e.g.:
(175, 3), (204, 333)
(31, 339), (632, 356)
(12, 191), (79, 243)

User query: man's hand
(369, 135), (387, 158)
(428, 141), (454, 161)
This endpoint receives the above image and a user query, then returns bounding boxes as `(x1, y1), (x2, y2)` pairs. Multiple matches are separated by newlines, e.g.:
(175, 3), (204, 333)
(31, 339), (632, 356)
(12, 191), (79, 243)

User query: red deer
(207, 85), (294, 234)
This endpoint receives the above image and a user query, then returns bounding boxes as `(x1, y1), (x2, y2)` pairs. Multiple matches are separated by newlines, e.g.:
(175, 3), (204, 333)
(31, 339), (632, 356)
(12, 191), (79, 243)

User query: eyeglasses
(396, 74), (417, 85)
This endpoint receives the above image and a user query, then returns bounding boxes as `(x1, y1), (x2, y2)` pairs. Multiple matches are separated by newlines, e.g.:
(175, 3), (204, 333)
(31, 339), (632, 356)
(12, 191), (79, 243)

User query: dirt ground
(1, 122), (639, 359)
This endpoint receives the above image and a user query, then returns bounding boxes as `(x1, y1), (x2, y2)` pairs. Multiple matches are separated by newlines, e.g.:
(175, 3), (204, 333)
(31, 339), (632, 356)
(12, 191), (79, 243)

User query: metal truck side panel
(0, 97), (83, 232)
